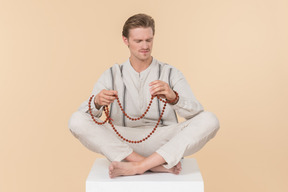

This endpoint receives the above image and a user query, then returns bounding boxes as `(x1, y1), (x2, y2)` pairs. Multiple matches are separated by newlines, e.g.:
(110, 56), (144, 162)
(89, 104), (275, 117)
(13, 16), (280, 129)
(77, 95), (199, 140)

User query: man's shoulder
(108, 61), (131, 76)
(114, 59), (130, 69)
(97, 63), (124, 79)
(153, 59), (187, 83)
(154, 58), (180, 73)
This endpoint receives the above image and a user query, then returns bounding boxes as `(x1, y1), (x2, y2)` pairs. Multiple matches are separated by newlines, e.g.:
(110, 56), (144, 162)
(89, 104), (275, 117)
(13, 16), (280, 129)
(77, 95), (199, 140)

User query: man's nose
(142, 42), (148, 49)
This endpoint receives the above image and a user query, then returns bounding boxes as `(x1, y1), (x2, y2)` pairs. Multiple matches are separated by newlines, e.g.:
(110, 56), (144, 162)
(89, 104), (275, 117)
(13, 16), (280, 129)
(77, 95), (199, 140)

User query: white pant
(68, 111), (219, 169)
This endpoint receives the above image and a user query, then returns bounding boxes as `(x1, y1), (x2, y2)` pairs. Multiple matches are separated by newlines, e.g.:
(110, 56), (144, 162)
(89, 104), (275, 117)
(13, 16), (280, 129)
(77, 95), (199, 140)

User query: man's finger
(99, 98), (110, 105)
(150, 83), (163, 90)
(150, 86), (163, 95)
(150, 84), (165, 93)
(104, 90), (118, 96)
(149, 80), (161, 86)
(106, 95), (117, 101)
(152, 90), (167, 97)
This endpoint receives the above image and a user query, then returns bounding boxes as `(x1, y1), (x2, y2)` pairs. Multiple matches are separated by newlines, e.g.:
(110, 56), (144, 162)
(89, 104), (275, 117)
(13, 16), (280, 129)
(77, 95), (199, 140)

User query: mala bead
(88, 91), (179, 143)
(88, 95), (109, 125)
(166, 91), (179, 104)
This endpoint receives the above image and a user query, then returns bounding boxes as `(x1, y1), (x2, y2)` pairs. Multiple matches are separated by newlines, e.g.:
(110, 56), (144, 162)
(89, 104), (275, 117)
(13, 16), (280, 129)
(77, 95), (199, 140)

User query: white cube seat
(86, 158), (204, 192)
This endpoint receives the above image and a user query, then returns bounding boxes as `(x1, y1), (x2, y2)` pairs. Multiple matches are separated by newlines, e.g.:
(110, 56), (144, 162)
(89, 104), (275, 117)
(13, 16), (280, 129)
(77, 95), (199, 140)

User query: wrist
(166, 91), (179, 105)
(94, 97), (102, 110)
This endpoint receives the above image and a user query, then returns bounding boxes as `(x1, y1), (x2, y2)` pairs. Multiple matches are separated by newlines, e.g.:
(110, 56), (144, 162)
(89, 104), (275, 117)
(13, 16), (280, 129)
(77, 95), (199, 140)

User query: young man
(68, 13), (220, 178)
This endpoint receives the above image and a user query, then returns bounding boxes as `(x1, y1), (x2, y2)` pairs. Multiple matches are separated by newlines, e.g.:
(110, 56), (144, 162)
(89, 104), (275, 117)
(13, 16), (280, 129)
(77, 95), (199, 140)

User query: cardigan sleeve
(169, 68), (204, 120)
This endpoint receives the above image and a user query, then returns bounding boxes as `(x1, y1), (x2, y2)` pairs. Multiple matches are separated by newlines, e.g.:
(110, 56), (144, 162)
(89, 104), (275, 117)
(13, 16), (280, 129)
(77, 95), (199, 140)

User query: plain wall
(0, 0), (287, 191)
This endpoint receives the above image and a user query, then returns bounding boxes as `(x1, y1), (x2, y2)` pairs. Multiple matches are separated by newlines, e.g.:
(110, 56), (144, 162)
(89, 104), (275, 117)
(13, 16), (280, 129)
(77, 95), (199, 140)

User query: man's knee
(68, 111), (86, 137)
(202, 111), (220, 134)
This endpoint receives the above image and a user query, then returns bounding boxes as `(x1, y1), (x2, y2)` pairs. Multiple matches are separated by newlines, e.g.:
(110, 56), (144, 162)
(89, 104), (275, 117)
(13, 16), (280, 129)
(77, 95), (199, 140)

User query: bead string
(88, 91), (179, 143)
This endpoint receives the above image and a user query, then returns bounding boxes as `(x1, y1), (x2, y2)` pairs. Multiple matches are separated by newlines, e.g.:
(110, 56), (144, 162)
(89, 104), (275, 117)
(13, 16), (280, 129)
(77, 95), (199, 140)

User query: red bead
(88, 92), (172, 143)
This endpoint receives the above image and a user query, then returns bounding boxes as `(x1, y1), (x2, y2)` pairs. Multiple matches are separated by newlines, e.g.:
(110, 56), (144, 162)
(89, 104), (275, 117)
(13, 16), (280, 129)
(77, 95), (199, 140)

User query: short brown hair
(122, 13), (155, 38)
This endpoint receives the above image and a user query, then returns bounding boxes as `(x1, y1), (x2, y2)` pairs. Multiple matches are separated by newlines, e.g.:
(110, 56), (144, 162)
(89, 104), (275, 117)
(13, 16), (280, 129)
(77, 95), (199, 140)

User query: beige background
(0, 0), (287, 191)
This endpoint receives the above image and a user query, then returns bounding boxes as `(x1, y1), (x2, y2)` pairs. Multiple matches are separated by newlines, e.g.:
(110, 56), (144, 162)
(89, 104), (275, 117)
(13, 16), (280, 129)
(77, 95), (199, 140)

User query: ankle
(124, 152), (145, 162)
(134, 161), (146, 174)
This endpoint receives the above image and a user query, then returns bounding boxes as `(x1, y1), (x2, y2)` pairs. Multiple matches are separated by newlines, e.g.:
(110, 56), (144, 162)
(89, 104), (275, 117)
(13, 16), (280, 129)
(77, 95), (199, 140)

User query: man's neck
(129, 56), (153, 73)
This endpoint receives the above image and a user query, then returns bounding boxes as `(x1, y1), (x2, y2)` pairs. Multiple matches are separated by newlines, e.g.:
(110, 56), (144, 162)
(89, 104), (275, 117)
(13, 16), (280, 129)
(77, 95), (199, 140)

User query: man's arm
(149, 67), (203, 120)
(77, 68), (114, 118)
(169, 68), (204, 119)
(94, 89), (118, 109)
(149, 80), (178, 103)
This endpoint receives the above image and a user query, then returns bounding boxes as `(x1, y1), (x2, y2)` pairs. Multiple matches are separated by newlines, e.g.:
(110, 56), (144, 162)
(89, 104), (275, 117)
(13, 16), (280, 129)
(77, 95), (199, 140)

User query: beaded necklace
(88, 91), (178, 143)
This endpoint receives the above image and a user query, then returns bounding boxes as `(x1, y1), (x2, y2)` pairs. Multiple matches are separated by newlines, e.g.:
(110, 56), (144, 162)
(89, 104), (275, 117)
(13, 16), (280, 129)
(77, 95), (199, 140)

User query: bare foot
(174, 161), (182, 174)
(109, 161), (144, 178)
(150, 161), (182, 174)
(109, 160), (182, 178)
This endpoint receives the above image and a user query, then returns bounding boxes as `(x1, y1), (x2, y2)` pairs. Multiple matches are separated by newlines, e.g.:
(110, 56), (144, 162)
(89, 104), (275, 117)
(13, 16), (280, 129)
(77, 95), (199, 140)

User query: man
(68, 13), (219, 178)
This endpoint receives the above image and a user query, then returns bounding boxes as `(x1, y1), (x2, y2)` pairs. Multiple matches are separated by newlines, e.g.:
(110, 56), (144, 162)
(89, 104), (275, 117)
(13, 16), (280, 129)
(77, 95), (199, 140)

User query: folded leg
(68, 111), (133, 161)
(156, 111), (220, 169)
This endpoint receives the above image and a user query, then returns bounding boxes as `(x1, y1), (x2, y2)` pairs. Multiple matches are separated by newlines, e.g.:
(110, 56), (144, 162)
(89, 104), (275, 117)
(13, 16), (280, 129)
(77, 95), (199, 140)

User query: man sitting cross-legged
(68, 13), (220, 178)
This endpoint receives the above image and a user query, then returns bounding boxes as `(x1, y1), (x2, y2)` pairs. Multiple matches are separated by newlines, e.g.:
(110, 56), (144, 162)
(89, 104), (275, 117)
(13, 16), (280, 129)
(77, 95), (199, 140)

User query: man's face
(123, 27), (154, 62)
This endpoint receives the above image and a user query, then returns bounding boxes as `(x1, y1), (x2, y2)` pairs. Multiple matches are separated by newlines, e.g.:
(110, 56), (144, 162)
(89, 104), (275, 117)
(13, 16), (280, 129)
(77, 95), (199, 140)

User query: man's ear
(122, 36), (129, 46)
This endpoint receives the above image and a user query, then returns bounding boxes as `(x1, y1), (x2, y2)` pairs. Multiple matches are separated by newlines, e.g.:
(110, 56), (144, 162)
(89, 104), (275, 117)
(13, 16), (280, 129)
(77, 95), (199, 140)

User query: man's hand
(94, 89), (118, 109)
(149, 80), (176, 101)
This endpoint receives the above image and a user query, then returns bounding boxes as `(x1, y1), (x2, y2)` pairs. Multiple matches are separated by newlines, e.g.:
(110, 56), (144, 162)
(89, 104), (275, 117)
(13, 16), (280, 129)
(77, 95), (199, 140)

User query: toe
(109, 163), (115, 171)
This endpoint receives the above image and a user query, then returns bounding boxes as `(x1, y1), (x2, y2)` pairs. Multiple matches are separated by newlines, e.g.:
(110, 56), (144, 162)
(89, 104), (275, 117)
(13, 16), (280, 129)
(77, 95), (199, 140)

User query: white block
(86, 158), (204, 192)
